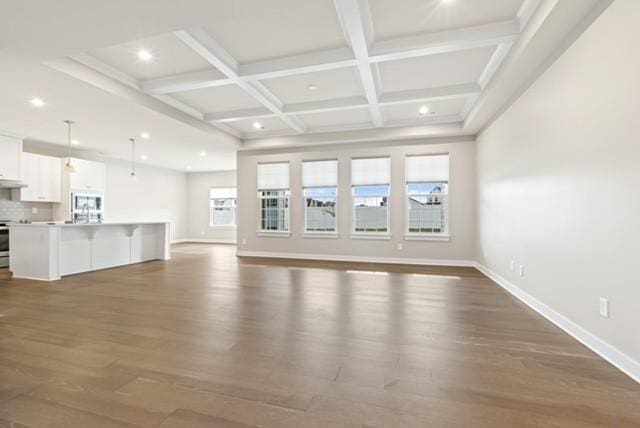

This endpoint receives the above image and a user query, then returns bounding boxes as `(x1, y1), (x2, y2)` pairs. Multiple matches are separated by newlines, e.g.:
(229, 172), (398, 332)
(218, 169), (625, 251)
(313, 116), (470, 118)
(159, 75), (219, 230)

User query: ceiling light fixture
(63, 120), (76, 174)
(129, 138), (137, 179)
(137, 49), (152, 61)
(71, 139), (80, 145)
(252, 121), (264, 130)
(140, 132), (150, 139)
(307, 84), (318, 91)
(418, 105), (430, 116)
(199, 151), (206, 157)
(186, 165), (192, 171)
(140, 155), (148, 161)
(30, 97), (45, 108)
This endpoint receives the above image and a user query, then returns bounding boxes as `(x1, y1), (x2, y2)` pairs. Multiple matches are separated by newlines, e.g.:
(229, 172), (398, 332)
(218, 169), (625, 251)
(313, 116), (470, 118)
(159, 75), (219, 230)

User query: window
(406, 154), (449, 236)
(209, 187), (237, 226)
(302, 160), (338, 234)
(257, 162), (290, 233)
(351, 157), (390, 234)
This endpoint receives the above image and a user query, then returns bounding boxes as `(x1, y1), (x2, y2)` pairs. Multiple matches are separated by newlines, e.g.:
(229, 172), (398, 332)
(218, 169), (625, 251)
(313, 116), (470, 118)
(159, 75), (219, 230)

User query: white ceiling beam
(333, 0), (384, 127)
(369, 20), (520, 63)
(239, 47), (357, 81)
(140, 70), (232, 94)
(174, 28), (307, 133)
(205, 83), (479, 123)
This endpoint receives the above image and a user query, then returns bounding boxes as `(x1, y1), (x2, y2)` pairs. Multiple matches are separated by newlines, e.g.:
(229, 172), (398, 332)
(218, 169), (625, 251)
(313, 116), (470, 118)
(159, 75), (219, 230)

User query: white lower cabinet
(12, 152), (61, 202)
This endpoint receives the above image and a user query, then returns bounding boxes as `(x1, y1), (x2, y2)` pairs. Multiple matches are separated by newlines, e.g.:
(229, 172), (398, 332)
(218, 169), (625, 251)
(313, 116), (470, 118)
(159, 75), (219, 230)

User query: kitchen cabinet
(68, 158), (106, 193)
(0, 133), (22, 181)
(12, 152), (61, 202)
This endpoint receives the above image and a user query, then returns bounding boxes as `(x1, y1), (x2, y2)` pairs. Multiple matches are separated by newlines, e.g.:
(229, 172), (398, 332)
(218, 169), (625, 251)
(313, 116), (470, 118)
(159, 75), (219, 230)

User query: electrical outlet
(242, 238), (247, 245)
(510, 260), (515, 272)
(519, 265), (525, 277)
(200, 230), (205, 235)
(32, 207), (38, 214)
(483, 248), (487, 258)
(599, 298), (609, 318)
(396, 243), (403, 251)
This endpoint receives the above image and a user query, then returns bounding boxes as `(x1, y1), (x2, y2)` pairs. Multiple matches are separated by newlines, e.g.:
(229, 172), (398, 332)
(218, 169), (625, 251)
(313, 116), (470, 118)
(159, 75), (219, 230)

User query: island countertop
(9, 221), (171, 281)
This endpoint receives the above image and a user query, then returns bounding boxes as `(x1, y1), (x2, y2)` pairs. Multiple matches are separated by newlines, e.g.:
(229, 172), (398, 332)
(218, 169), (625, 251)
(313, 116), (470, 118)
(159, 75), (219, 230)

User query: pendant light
(129, 138), (137, 179)
(63, 120), (76, 173)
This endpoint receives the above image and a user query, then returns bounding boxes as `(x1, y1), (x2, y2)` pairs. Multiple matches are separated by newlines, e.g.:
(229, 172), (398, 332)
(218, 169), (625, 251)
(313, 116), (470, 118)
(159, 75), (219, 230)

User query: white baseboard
(474, 262), (640, 384)
(170, 239), (188, 244)
(236, 250), (474, 267)
(179, 238), (237, 244)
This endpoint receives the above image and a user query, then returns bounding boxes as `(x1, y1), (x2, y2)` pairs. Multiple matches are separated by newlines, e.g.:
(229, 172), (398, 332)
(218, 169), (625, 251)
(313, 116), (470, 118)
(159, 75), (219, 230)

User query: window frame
(302, 186), (338, 236)
(351, 184), (391, 239)
(257, 189), (291, 236)
(209, 187), (237, 228)
(404, 182), (450, 240)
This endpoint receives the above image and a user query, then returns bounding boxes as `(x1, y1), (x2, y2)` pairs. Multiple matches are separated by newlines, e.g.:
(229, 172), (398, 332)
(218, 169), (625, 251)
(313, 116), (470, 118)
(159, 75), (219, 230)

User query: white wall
(476, 0), (639, 368)
(23, 141), (187, 241)
(186, 170), (237, 243)
(237, 138), (476, 264)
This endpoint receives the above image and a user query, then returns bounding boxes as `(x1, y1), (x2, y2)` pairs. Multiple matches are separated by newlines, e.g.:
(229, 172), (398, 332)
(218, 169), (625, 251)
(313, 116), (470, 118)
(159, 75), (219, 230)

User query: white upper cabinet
(0, 133), (22, 181)
(13, 152), (61, 202)
(68, 158), (106, 193)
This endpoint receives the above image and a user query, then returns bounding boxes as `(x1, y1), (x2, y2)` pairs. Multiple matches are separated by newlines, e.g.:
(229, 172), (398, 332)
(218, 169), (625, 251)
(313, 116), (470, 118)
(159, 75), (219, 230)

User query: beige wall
(186, 170), (237, 243)
(476, 0), (640, 363)
(236, 138), (476, 264)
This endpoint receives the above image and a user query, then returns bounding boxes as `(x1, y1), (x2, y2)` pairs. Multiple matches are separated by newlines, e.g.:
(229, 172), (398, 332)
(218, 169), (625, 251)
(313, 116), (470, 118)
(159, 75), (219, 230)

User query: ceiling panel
(261, 67), (364, 105)
(301, 108), (372, 128)
(202, 0), (347, 63)
(378, 46), (495, 93)
(172, 85), (263, 113)
(227, 116), (291, 134)
(369, 0), (524, 40)
(90, 33), (213, 80)
(381, 99), (466, 122)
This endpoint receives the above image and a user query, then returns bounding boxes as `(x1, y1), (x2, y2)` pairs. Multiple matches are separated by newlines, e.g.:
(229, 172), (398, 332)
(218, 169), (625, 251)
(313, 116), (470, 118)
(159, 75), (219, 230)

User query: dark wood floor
(0, 243), (638, 427)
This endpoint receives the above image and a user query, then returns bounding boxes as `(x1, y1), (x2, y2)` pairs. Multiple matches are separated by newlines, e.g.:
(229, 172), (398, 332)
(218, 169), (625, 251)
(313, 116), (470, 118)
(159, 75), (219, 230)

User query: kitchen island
(9, 222), (171, 281)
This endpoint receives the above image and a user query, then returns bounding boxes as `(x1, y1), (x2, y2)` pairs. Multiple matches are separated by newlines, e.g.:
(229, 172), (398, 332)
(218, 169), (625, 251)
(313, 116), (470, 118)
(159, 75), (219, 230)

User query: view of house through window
(353, 185), (389, 232)
(302, 159), (338, 233)
(257, 162), (290, 232)
(406, 154), (449, 235)
(209, 187), (237, 226)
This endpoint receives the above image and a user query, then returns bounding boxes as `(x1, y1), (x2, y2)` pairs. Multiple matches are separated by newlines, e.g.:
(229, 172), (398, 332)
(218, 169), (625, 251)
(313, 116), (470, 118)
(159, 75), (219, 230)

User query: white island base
(9, 222), (171, 281)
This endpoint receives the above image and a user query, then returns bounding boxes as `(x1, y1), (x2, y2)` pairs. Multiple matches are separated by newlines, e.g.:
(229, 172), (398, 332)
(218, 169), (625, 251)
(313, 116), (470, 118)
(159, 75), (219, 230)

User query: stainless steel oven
(0, 222), (10, 268)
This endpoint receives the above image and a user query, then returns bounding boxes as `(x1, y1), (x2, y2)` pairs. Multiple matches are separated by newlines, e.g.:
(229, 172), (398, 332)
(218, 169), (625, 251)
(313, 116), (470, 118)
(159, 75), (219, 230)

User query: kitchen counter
(9, 221), (171, 281)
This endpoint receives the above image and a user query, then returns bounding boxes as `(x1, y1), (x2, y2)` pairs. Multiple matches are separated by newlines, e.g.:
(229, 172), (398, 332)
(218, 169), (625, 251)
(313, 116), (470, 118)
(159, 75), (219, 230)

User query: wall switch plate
(510, 260), (515, 272)
(599, 298), (609, 318)
(519, 265), (525, 277)
(242, 238), (247, 245)
(32, 207), (38, 214)
(396, 243), (403, 251)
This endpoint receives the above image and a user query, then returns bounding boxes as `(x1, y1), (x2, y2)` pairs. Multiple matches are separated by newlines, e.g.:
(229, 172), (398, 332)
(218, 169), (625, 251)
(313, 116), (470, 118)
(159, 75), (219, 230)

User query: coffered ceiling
(0, 0), (612, 170)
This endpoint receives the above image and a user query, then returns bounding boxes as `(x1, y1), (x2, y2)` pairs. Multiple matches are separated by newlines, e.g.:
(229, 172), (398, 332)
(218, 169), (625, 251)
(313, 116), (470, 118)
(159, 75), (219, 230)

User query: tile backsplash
(0, 189), (54, 222)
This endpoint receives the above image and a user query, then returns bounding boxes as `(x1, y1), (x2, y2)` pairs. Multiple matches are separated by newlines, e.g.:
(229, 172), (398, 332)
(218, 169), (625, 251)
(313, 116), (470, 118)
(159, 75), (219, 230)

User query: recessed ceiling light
(30, 97), (45, 108)
(252, 121), (264, 130)
(140, 132), (150, 139)
(137, 49), (152, 61)
(71, 139), (80, 145)
(140, 155), (148, 161)
(418, 105), (430, 116)
(186, 165), (192, 171)
(307, 84), (318, 91)
(199, 151), (206, 157)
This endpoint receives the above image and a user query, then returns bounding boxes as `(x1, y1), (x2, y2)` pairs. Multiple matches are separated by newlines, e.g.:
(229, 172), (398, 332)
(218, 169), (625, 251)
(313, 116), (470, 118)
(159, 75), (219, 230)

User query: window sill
(209, 225), (237, 230)
(404, 234), (451, 242)
(257, 231), (291, 238)
(350, 233), (392, 240)
(302, 232), (339, 239)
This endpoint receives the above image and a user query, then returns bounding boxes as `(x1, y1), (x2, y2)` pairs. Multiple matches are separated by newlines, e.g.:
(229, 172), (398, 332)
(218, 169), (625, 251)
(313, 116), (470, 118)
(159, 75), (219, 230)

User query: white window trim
(302, 232), (339, 239)
(209, 188), (237, 228)
(404, 183), (450, 238)
(257, 190), (290, 234)
(351, 185), (391, 236)
(303, 187), (338, 235)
